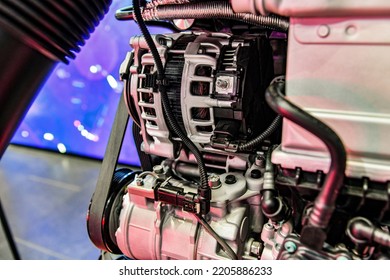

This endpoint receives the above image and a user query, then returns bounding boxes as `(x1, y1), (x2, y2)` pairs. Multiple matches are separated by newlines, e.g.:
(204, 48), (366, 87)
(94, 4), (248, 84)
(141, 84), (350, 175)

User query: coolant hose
(265, 82), (347, 230)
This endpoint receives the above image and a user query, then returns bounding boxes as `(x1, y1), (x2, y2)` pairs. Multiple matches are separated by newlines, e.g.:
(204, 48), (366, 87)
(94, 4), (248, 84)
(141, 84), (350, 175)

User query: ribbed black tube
(0, 0), (112, 63)
(265, 82), (346, 229)
(133, 0), (210, 207)
(238, 115), (282, 151)
(0, 1), (112, 260)
(0, 1), (112, 158)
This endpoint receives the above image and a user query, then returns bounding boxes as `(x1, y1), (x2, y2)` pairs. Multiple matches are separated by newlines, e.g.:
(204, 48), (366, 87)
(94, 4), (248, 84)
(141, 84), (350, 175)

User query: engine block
(88, 0), (390, 261)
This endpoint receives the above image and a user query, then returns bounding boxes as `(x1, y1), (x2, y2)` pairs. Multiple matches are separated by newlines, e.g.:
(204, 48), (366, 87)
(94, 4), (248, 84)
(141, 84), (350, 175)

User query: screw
(255, 155), (265, 168)
(208, 174), (221, 188)
(284, 241), (297, 253)
(216, 79), (229, 89)
(153, 165), (164, 174)
(136, 178), (144, 186)
(250, 241), (262, 256)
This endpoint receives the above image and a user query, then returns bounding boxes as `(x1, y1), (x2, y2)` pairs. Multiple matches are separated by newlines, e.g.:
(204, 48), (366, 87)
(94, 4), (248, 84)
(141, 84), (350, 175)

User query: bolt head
(208, 174), (221, 188)
(284, 241), (297, 253)
(153, 165), (164, 174)
(136, 178), (144, 186)
(216, 79), (229, 89)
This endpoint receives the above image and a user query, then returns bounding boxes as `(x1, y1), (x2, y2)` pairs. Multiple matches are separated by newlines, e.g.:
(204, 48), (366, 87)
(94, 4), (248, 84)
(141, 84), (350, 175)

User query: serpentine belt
(87, 95), (130, 252)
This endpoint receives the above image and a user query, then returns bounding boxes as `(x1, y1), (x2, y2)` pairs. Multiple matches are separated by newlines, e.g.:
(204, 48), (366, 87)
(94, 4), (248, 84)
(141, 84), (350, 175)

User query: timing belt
(87, 95), (129, 251)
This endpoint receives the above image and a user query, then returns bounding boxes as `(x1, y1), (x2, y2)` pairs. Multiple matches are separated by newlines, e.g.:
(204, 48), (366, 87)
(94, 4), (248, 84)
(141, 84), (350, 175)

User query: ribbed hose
(142, 1), (289, 31)
(146, 0), (196, 8)
(238, 115), (282, 151)
(132, 0), (210, 205)
(0, 0), (112, 63)
(265, 82), (347, 230)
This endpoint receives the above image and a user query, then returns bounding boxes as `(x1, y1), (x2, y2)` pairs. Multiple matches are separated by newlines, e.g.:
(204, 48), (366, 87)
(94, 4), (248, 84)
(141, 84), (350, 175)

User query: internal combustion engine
(87, 0), (390, 260)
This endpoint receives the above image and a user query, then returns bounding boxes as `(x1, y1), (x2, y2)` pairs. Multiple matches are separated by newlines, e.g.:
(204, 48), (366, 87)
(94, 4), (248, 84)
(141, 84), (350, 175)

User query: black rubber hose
(261, 145), (288, 222)
(238, 115), (282, 151)
(347, 217), (390, 248)
(132, 0), (210, 208)
(0, 0), (112, 63)
(0, 1), (111, 157)
(265, 82), (346, 229)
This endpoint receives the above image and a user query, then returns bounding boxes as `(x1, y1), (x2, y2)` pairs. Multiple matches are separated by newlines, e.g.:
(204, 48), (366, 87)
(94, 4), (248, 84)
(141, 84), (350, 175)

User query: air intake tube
(0, 1), (112, 158)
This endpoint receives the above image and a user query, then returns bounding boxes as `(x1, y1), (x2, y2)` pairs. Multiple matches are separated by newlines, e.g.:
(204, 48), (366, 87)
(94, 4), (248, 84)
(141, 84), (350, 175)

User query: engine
(87, 0), (390, 260)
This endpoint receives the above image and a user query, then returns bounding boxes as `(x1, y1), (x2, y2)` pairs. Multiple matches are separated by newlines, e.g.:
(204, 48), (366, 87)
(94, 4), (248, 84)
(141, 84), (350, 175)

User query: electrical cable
(132, 0), (210, 209)
(195, 214), (238, 260)
(238, 115), (282, 151)
(132, 0), (238, 259)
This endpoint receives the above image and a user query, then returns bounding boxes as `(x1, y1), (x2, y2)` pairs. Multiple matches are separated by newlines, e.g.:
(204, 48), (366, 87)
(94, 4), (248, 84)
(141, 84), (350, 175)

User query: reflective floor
(0, 145), (104, 259)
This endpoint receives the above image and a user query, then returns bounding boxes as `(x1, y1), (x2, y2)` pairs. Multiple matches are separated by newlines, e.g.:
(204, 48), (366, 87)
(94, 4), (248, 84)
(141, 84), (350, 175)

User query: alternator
(122, 32), (276, 161)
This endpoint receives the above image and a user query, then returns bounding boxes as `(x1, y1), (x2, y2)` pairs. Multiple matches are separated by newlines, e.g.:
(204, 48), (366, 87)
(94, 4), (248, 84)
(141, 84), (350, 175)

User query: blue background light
(11, 0), (170, 166)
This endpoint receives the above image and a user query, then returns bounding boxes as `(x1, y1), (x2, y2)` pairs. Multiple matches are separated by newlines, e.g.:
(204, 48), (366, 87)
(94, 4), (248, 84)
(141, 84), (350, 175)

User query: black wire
(132, 1), (240, 259)
(238, 115), (282, 151)
(132, 0), (209, 193)
(195, 214), (238, 260)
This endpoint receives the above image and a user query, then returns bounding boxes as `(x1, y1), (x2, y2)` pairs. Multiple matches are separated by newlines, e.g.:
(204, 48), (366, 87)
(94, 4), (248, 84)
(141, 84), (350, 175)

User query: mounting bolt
(136, 178), (144, 186)
(216, 78), (229, 89)
(284, 241), (297, 254)
(255, 155), (265, 167)
(249, 240), (262, 256)
(208, 174), (221, 189)
(153, 165), (164, 174)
